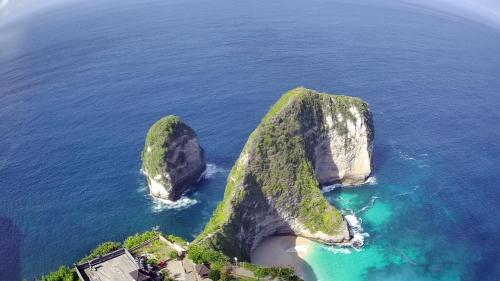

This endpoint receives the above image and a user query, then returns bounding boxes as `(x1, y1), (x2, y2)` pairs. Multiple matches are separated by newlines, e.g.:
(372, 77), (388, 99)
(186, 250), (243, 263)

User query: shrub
(187, 244), (228, 264)
(147, 258), (159, 266)
(166, 234), (188, 246)
(168, 250), (178, 260)
(79, 241), (121, 263)
(123, 230), (159, 249)
(37, 266), (78, 281)
(208, 269), (221, 281)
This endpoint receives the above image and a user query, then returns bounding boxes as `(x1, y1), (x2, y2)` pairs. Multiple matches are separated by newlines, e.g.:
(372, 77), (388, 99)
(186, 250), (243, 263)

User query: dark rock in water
(141, 115), (206, 201)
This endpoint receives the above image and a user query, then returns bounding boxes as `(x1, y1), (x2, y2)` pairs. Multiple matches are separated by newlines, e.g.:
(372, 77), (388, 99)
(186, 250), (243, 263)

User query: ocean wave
(203, 163), (226, 179)
(321, 245), (353, 255)
(393, 185), (420, 197)
(151, 196), (198, 212)
(286, 245), (308, 254)
(136, 183), (148, 193)
(399, 151), (415, 161)
(356, 195), (380, 214)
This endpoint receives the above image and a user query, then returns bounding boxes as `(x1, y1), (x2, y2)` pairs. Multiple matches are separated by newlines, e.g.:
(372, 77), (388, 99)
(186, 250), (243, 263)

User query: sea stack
(194, 87), (374, 260)
(141, 115), (206, 201)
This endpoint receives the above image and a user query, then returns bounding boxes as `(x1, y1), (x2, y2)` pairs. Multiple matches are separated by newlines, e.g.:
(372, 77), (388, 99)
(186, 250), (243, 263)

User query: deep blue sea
(1, 0), (500, 280)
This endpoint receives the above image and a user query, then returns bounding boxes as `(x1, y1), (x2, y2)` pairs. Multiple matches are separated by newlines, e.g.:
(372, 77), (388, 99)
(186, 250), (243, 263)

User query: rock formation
(141, 115), (206, 201)
(194, 87), (374, 260)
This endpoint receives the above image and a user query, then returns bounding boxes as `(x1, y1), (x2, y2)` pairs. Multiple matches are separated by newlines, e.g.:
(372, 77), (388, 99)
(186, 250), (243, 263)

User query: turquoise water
(307, 149), (467, 281)
(1, 0), (500, 280)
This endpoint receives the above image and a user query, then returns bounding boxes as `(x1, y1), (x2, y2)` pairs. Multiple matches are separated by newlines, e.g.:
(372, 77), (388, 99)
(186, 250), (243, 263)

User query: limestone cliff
(194, 88), (374, 260)
(141, 115), (206, 201)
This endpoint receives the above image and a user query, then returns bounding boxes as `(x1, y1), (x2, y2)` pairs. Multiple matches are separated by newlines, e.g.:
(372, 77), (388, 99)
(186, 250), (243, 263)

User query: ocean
(1, 0), (500, 280)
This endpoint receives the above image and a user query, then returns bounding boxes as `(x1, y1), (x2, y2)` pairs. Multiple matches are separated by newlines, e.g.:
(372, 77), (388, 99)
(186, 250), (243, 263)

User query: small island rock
(141, 115), (206, 201)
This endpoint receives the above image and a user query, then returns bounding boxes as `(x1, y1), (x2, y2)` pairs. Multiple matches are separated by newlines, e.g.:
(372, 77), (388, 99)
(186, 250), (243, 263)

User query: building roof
(75, 248), (149, 281)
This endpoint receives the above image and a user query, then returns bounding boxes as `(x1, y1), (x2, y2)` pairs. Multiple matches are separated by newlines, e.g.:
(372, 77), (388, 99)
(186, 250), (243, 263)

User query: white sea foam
(357, 196), (380, 214)
(286, 245), (308, 254)
(321, 183), (342, 193)
(321, 176), (377, 192)
(325, 246), (353, 255)
(398, 150), (416, 161)
(151, 196), (198, 212)
(344, 213), (369, 249)
(136, 183), (148, 193)
(364, 176), (378, 185)
(203, 163), (226, 179)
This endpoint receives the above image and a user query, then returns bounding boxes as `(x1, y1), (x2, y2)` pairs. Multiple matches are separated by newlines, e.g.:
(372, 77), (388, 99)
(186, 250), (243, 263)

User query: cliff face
(141, 115), (206, 201)
(194, 88), (374, 260)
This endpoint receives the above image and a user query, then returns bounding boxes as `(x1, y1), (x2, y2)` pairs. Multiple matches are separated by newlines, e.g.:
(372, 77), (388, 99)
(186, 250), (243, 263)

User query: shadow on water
(372, 142), (391, 173)
(250, 236), (318, 281)
(241, 179), (318, 281)
(288, 237), (318, 281)
(0, 216), (23, 281)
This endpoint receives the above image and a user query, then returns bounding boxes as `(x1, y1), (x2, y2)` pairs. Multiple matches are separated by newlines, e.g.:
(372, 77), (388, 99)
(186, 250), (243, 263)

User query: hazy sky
(0, 0), (73, 26)
(405, 0), (500, 29)
(1, 0), (499, 29)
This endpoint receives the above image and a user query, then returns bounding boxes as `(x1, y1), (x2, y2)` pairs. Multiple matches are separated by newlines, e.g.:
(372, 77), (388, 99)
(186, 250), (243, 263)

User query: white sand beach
(250, 236), (313, 280)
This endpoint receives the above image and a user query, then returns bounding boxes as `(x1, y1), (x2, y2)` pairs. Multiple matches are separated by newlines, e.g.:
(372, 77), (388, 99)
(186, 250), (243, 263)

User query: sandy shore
(250, 236), (313, 280)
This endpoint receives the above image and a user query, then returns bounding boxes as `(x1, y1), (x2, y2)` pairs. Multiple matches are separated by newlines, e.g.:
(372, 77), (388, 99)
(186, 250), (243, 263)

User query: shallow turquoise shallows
(1, 0), (500, 280)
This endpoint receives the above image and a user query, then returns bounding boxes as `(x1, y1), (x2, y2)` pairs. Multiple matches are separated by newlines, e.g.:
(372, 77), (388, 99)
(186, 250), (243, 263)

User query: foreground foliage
(79, 241), (121, 263)
(166, 234), (188, 246)
(37, 266), (78, 281)
(242, 262), (303, 281)
(123, 230), (159, 249)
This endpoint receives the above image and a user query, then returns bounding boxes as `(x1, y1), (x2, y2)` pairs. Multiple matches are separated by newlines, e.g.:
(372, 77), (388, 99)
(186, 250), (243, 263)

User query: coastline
(250, 236), (314, 280)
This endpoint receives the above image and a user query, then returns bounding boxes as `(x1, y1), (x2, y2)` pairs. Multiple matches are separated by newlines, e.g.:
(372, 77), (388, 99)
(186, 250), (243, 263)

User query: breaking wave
(321, 176), (377, 193)
(151, 196), (198, 212)
(321, 183), (342, 193)
(344, 213), (369, 249)
(323, 246), (353, 255)
(315, 213), (368, 254)
(203, 163), (226, 179)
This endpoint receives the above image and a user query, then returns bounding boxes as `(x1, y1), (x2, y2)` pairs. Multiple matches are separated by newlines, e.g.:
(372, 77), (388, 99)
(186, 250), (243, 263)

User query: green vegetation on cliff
(141, 115), (185, 176)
